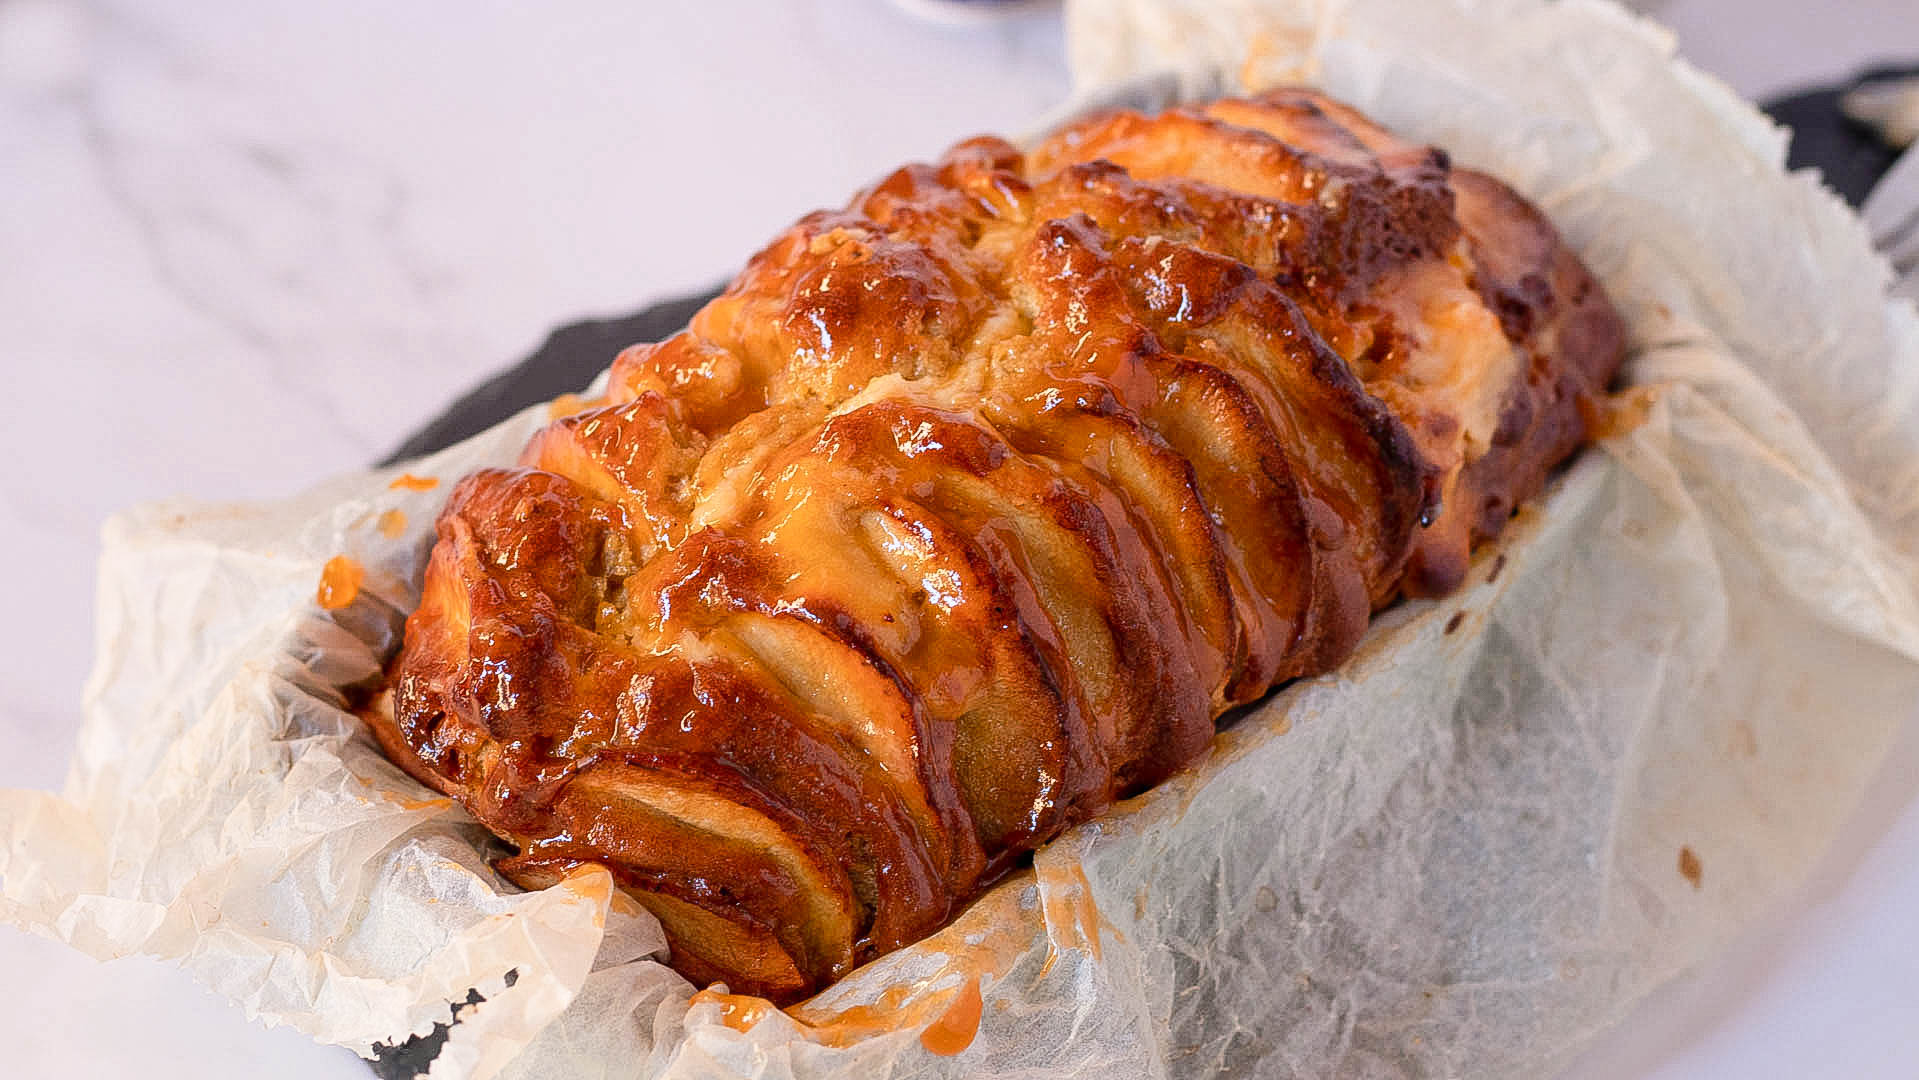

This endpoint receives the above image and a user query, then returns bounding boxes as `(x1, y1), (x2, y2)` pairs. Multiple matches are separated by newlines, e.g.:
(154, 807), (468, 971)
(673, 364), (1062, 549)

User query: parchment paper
(7, 0), (1919, 1076)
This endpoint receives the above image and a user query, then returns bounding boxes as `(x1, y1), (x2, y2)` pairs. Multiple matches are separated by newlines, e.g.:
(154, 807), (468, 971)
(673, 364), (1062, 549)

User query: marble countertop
(3, 0), (1915, 1076)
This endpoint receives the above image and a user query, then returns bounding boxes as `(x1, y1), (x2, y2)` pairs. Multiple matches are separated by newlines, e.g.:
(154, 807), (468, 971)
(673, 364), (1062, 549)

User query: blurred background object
(1866, 148), (1919, 302)
(887, 0), (1059, 25)
(1850, 70), (1919, 301)
(1845, 69), (1919, 148)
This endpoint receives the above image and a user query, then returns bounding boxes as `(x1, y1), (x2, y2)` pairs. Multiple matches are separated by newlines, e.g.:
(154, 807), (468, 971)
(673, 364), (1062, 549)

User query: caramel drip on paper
(917, 976), (982, 1056)
(317, 555), (364, 611)
(688, 988), (774, 1033)
(1581, 384), (1662, 440)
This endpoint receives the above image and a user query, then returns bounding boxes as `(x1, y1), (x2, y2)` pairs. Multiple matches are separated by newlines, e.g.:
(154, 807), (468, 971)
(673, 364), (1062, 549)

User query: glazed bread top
(370, 90), (1625, 1002)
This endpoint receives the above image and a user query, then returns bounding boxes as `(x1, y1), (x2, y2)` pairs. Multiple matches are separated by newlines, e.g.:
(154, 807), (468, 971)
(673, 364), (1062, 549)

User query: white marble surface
(1, 0), (1914, 1076)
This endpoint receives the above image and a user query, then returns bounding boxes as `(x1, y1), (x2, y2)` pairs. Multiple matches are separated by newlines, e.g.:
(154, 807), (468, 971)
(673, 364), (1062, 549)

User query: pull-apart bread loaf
(368, 90), (1625, 1003)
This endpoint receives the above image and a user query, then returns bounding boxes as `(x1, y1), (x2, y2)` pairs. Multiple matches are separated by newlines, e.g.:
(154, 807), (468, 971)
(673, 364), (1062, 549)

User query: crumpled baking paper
(7, 0), (1919, 1076)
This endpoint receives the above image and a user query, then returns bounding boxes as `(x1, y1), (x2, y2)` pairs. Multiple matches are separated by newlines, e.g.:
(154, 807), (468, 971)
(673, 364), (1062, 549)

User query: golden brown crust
(369, 90), (1625, 1002)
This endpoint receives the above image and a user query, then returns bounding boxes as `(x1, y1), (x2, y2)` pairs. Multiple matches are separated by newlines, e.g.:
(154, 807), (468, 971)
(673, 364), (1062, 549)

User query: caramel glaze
(367, 91), (1626, 1003)
(317, 555), (364, 611)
